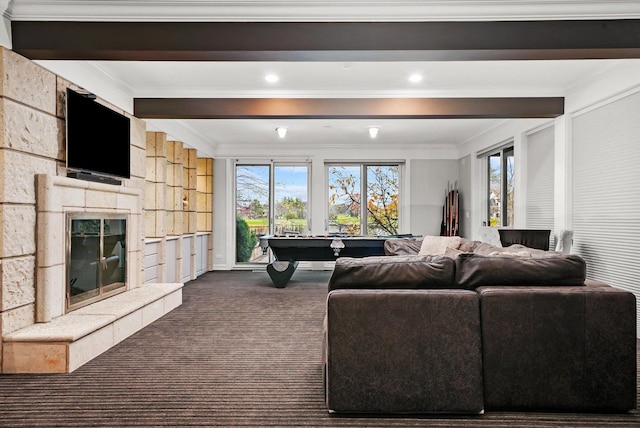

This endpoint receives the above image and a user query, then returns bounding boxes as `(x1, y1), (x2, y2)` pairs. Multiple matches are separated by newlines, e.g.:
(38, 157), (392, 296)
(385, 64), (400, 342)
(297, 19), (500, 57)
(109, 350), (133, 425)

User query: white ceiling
(83, 59), (630, 151)
(37, 56), (631, 154)
(10, 1), (640, 155)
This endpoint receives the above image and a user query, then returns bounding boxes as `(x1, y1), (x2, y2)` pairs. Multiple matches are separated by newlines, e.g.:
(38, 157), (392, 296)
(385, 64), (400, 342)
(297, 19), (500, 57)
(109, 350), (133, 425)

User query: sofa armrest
(478, 285), (637, 412)
(324, 289), (484, 414)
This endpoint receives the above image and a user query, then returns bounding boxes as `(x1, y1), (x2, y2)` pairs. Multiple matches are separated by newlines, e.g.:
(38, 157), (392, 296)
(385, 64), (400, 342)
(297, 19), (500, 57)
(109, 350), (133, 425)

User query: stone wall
(197, 158), (213, 232)
(0, 47), (147, 343)
(166, 140), (184, 236)
(183, 147), (197, 234)
(144, 132), (214, 283)
(145, 132), (167, 239)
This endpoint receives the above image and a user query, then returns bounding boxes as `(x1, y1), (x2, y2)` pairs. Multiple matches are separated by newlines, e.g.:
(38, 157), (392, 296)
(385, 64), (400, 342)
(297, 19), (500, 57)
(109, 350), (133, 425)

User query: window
(327, 163), (400, 235)
(487, 146), (514, 227)
(235, 162), (309, 263)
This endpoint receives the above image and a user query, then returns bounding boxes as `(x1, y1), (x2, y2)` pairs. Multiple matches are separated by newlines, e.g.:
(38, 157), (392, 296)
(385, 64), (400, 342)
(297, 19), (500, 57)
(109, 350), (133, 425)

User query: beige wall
(0, 47), (147, 339)
(145, 135), (212, 237)
(197, 158), (213, 232)
(0, 47), (215, 372)
(144, 132), (213, 283)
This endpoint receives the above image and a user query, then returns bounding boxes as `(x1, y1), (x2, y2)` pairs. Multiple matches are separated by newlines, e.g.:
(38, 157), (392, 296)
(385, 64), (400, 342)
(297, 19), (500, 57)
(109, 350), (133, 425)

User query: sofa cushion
(487, 250), (532, 257)
(444, 247), (468, 258)
(455, 253), (586, 288)
(384, 238), (422, 256)
(328, 254), (456, 291)
(457, 239), (553, 257)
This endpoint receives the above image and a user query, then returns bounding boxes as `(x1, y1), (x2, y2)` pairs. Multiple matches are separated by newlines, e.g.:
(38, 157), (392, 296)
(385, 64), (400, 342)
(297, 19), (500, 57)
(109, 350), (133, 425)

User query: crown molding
(8, 1), (640, 22)
(212, 140), (461, 159)
(131, 87), (565, 99)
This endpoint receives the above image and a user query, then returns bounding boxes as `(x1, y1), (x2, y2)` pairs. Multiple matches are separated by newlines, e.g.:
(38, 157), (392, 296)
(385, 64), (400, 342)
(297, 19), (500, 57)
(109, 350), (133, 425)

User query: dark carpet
(0, 270), (638, 427)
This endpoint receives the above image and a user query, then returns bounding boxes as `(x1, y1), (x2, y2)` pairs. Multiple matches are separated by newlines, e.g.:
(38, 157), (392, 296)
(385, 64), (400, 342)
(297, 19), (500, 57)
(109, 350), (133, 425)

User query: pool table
(259, 234), (414, 287)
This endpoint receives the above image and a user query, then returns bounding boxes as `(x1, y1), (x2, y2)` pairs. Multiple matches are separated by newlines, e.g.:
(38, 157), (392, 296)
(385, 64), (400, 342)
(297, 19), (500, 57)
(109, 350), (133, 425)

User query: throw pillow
(418, 235), (462, 256)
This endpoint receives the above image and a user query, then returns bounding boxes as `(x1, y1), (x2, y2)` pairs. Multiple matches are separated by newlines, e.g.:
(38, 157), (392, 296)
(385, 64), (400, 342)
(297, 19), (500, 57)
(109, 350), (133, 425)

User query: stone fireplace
(35, 174), (143, 321)
(1, 174), (182, 373)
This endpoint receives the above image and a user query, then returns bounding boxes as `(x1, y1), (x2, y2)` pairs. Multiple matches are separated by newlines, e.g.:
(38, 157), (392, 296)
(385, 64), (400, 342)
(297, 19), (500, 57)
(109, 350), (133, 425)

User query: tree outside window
(488, 147), (514, 227)
(328, 164), (399, 235)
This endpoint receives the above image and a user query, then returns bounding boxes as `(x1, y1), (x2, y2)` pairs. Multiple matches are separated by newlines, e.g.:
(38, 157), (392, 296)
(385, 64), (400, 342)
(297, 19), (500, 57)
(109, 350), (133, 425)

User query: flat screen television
(65, 88), (131, 180)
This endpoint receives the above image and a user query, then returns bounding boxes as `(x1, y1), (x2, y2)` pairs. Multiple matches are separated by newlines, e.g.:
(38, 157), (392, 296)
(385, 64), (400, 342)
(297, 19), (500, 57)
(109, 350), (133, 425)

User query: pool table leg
(266, 260), (299, 288)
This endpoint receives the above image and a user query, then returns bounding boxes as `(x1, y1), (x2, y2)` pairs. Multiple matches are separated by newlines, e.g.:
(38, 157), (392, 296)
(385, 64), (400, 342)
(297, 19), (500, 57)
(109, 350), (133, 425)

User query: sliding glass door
(235, 162), (309, 264)
(274, 165), (309, 236)
(236, 165), (270, 263)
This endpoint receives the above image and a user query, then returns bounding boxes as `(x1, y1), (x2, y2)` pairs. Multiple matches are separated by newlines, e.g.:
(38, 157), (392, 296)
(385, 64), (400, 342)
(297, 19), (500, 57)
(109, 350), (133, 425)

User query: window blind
(572, 90), (640, 336)
(526, 125), (555, 249)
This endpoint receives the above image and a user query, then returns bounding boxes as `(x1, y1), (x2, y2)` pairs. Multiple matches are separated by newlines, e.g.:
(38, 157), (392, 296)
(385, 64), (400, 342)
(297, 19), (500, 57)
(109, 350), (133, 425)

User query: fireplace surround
(35, 174), (143, 321)
(1, 174), (183, 373)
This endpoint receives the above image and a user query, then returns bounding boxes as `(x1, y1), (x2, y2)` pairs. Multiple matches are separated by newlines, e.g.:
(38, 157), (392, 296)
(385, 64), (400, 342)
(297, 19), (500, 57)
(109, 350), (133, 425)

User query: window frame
(486, 145), (515, 228)
(325, 161), (402, 236)
(234, 160), (311, 265)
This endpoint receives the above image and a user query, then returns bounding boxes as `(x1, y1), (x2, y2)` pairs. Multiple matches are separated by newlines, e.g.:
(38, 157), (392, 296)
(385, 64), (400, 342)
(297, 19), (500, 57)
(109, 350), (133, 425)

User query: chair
(554, 229), (573, 254)
(478, 226), (502, 247)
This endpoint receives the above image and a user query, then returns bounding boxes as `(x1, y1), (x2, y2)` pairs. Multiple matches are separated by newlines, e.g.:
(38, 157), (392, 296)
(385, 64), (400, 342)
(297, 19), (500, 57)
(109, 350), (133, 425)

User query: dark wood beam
(11, 20), (640, 61)
(133, 97), (564, 119)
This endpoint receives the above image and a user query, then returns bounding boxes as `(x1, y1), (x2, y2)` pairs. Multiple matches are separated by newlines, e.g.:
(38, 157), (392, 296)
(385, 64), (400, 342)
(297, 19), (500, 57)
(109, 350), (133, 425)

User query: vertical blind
(526, 125), (555, 250)
(572, 90), (640, 336)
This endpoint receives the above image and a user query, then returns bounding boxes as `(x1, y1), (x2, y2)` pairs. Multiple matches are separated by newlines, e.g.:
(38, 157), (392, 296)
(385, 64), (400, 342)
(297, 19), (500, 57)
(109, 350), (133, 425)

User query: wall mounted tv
(65, 88), (131, 183)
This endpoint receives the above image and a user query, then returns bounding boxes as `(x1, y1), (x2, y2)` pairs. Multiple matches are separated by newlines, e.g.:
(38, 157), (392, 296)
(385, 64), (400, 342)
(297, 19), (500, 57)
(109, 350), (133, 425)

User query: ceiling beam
(133, 97), (564, 120)
(11, 20), (640, 61)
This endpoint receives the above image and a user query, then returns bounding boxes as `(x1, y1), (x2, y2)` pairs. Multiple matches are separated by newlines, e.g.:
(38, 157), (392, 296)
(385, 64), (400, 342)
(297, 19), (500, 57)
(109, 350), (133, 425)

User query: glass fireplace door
(67, 215), (126, 310)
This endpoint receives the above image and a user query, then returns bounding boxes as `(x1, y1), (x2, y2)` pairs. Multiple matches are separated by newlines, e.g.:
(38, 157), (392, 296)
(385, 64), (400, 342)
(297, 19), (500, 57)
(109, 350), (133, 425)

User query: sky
(237, 165), (308, 204)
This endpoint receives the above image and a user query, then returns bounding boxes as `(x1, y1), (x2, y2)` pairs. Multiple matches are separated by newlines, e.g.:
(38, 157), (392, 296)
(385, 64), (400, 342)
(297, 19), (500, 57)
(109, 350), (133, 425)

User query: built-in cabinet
(196, 233), (209, 276)
(165, 237), (178, 283)
(144, 240), (160, 283)
(182, 235), (192, 283)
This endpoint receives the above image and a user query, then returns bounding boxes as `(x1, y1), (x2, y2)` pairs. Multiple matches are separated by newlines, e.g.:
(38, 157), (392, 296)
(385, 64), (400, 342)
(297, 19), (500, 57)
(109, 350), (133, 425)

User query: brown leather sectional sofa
(323, 238), (637, 415)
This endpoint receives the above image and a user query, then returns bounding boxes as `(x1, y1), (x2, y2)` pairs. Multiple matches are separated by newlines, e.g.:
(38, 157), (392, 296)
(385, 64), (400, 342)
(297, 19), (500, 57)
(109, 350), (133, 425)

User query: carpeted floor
(0, 270), (638, 427)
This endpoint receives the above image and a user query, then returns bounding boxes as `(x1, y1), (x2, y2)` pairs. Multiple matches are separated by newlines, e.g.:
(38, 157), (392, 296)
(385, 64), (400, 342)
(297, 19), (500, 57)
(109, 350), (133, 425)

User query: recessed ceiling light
(276, 127), (287, 138)
(265, 74), (279, 83)
(408, 73), (423, 83)
(368, 126), (379, 139)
